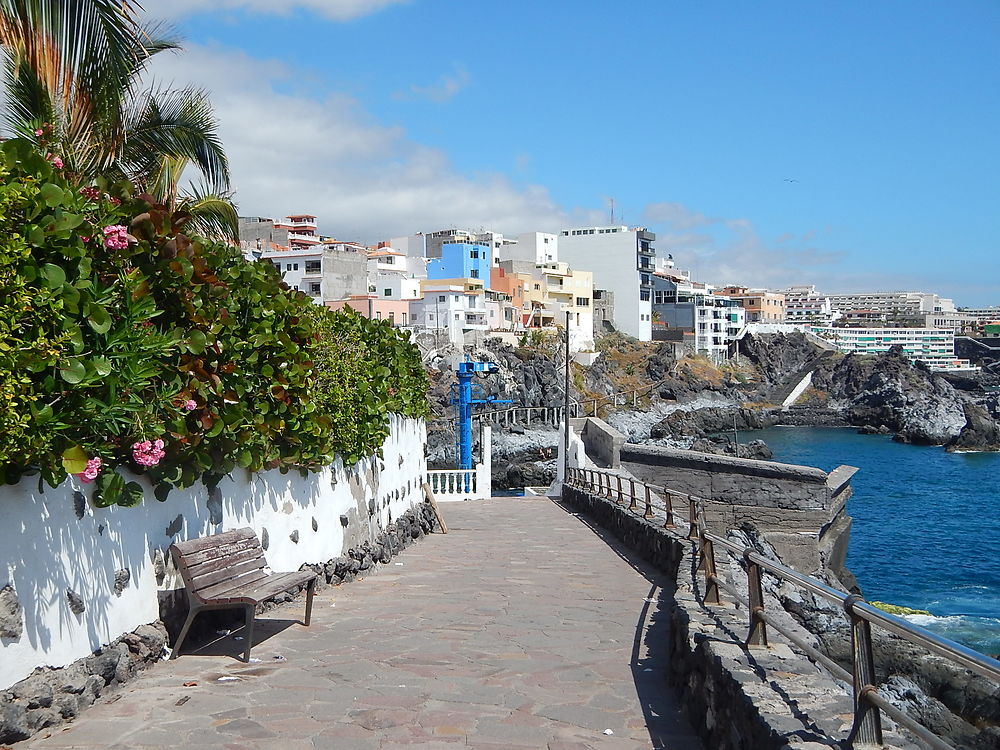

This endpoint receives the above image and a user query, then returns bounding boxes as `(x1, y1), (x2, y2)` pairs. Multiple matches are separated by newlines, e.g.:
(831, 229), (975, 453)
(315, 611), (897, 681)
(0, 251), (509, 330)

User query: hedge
(0, 138), (427, 506)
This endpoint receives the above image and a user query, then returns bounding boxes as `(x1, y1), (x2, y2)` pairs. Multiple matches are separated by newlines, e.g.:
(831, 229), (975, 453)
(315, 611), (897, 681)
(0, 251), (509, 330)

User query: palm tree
(0, 0), (237, 240)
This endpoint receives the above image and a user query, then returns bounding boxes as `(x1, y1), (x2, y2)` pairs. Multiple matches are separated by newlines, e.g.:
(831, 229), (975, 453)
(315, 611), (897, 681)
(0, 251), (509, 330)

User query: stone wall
(0, 415), (427, 693)
(561, 486), (919, 750)
(575, 417), (624, 469)
(620, 443), (856, 576)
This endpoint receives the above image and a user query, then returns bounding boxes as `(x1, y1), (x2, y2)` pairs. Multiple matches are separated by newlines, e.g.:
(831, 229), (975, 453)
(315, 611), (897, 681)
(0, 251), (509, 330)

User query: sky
(147, 0), (999, 305)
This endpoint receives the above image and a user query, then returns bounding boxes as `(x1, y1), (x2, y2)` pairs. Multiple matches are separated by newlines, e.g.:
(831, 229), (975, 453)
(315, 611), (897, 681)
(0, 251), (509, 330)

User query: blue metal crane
(450, 359), (512, 470)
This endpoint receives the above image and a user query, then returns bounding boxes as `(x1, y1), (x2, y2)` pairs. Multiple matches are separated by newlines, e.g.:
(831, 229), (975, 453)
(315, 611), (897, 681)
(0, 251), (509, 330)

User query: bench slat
(186, 548), (265, 578)
(181, 537), (262, 567)
(172, 527), (258, 556)
(188, 557), (267, 592)
(202, 571), (317, 605)
(195, 570), (273, 602)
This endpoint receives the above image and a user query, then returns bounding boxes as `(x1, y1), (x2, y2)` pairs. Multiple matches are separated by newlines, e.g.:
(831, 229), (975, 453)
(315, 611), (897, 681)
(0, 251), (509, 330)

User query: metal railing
(472, 378), (675, 426)
(565, 467), (1000, 750)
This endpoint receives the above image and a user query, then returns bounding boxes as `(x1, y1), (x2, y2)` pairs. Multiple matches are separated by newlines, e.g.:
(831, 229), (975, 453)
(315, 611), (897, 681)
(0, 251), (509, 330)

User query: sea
(755, 426), (1000, 657)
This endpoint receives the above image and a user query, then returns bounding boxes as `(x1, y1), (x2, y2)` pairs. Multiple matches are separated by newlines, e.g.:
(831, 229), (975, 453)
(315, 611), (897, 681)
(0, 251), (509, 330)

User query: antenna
(609, 197), (615, 225)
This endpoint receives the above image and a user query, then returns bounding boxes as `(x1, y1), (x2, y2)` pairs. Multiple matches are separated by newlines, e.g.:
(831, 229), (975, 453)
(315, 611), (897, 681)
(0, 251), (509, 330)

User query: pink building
(327, 295), (412, 327)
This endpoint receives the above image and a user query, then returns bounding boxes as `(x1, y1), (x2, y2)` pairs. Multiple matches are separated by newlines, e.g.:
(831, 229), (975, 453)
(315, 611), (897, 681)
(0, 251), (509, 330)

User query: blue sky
(153, 1), (999, 305)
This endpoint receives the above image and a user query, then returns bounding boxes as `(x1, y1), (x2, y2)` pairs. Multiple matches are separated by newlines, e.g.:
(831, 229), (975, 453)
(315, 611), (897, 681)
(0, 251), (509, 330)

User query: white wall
(0, 416), (427, 688)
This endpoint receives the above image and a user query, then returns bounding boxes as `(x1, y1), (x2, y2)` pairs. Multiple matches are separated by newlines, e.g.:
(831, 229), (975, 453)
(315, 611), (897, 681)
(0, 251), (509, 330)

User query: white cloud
(393, 66), (470, 103)
(149, 44), (590, 241)
(646, 200), (856, 292)
(149, 0), (408, 22)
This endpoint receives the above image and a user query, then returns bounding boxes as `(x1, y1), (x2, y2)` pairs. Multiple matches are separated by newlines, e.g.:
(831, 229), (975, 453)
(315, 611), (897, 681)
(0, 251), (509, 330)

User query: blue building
(425, 242), (492, 282)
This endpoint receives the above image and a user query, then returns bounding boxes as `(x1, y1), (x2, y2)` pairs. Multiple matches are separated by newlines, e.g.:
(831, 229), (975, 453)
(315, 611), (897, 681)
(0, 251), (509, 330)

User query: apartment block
(714, 286), (785, 323)
(558, 225), (656, 341)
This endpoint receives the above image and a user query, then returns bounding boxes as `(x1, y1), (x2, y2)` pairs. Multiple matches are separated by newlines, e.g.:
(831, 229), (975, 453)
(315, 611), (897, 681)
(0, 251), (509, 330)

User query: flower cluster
(45, 153), (63, 169)
(103, 224), (129, 250)
(183, 399), (197, 411)
(79, 186), (102, 201)
(75, 456), (102, 483)
(132, 439), (165, 467)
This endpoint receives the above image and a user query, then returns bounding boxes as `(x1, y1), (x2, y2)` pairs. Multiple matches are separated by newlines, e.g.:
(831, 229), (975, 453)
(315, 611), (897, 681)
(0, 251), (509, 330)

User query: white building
(262, 241), (369, 304)
(810, 326), (976, 371)
(651, 272), (745, 361)
(412, 280), (490, 347)
(777, 285), (839, 325)
(558, 225), (656, 340)
(500, 232), (559, 264)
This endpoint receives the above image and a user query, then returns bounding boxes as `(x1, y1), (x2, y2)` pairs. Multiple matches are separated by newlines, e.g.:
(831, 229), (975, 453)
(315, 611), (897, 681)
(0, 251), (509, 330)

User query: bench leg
(170, 606), (199, 660)
(304, 578), (316, 626)
(242, 604), (255, 663)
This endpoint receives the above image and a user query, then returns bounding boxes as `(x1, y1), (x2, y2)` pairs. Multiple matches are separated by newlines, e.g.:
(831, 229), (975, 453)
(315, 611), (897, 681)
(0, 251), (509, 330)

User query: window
(402, 312), (407, 325)
(388, 312), (395, 325)
(534, 283), (540, 290)
(305, 260), (321, 274)
(470, 250), (479, 259)
(375, 311), (382, 320)
(640, 290), (650, 301)
(293, 263), (299, 271)
(470, 269), (479, 279)
(438, 295), (446, 302)
(286, 263), (293, 271)
(384, 288), (392, 297)
(454, 313), (460, 320)
(576, 297), (589, 307)
(383, 256), (394, 265)
(271, 262), (281, 273)
(454, 295), (460, 302)
(308, 282), (321, 296)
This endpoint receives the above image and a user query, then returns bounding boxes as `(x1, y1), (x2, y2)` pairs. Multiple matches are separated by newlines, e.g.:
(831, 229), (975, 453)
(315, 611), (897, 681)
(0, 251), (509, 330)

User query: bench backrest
(170, 528), (270, 603)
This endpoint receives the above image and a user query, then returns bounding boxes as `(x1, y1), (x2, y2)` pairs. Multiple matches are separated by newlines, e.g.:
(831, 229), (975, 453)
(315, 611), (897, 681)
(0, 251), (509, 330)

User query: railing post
(845, 595), (884, 748)
(687, 497), (699, 540)
(616, 475), (624, 505)
(633, 390), (638, 407)
(700, 534), (721, 605)
(744, 551), (768, 647)
(663, 491), (675, 528)
(628, 479), (637, 511)
(644, 485), (654, 519)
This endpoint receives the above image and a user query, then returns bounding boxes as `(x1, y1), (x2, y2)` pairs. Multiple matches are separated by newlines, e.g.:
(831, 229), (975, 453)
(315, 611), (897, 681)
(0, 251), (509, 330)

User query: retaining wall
(0, 415), (427, 689)
(621, 443), (856, 575)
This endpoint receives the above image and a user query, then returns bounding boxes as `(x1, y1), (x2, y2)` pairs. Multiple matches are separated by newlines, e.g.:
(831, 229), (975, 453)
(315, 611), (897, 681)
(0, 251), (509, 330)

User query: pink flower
(76, 456), (102, 483)
(131, 439), (166, 468)
(109, 196), (121, 207)
(80, 235), (90, 243)
(79, 186), (101, 201)
(103, 225), (129, 250)
(34, 128), (43, 136)
(183, 399), (197, 411)
(51, 156), (63, 169)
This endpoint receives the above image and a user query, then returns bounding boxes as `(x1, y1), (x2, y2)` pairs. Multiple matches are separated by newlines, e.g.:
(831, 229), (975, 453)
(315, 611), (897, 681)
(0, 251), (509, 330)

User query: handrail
(563, 466), (1000, 750)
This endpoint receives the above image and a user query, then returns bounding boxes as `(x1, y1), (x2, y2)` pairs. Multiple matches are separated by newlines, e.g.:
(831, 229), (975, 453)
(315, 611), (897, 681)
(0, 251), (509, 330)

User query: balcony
(287, 219), (317, 229)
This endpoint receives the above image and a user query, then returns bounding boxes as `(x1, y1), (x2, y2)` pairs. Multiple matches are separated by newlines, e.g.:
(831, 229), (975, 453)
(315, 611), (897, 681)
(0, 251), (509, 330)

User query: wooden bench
(168, 528), (318, 662)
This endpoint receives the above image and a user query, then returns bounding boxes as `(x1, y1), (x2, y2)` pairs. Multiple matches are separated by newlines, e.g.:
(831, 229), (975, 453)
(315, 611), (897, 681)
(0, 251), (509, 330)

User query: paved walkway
(20, 497), (702, 749)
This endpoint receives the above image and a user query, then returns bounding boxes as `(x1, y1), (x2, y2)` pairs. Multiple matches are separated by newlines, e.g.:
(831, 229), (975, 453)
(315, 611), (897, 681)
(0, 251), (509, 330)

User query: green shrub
(0, 138), (427, 505)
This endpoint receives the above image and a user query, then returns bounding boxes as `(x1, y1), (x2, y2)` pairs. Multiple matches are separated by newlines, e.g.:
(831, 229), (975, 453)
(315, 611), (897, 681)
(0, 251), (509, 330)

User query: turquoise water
(756, 426), (1000, 656)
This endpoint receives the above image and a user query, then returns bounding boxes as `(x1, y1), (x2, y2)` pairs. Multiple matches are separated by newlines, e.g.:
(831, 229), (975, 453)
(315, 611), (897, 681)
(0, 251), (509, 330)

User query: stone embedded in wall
(0, 585), (24, 639)
(72, 491), (86, 520)
(113, 569), (130, 597)
(164, 514), (183, 537)
(66, 589), (85, 615)
(260, 527), (269, 550)
(151, 548), (166, 585)
(207, 487), (223, 525)
(311, 517), (318, 532)
(289, 530), (299, 544)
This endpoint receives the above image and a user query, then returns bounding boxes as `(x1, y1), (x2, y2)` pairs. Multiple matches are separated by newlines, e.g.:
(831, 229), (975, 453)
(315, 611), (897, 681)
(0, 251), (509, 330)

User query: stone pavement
(18, 497), (703, 749)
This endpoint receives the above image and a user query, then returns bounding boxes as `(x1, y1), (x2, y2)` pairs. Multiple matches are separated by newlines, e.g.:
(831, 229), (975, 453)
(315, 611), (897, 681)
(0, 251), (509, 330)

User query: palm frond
(177, 182), (239, 243)
(121, 85), (230, 194)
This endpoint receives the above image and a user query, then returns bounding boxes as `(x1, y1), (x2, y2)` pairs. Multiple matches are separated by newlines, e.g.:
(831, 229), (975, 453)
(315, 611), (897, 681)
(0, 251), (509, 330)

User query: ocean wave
(904, 613), (1000, 627)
